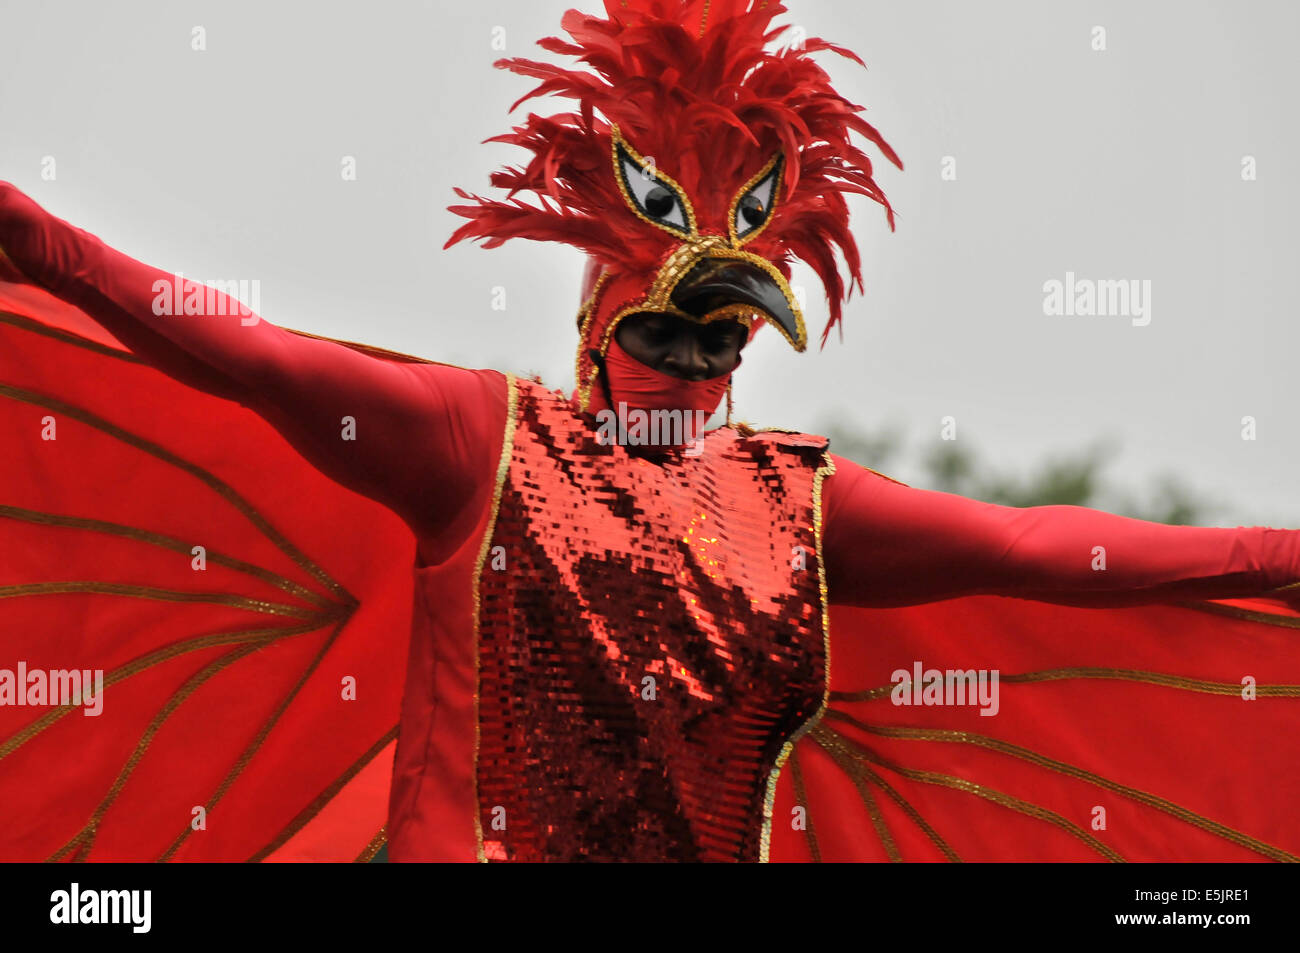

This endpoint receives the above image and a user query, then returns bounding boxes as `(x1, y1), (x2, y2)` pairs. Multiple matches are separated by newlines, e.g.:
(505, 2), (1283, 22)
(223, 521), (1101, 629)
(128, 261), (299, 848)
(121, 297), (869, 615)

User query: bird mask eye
(730, 153), (783, 244)
(612, 127), (696, 238)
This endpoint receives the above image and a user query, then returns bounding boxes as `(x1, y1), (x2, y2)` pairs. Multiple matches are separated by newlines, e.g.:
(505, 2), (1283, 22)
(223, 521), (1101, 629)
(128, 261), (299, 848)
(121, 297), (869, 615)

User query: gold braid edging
(471, 373), (520, 863)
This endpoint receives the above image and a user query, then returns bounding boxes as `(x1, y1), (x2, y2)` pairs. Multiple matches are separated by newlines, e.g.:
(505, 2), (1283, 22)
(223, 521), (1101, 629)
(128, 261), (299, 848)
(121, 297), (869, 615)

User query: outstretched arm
(822, 454), (1300, 609)
(0, 183), (506, 555)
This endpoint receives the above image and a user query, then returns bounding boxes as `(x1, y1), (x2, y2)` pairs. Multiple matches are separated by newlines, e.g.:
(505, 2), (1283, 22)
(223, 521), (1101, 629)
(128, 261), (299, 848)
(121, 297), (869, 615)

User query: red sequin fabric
(475, 379), (831, 861)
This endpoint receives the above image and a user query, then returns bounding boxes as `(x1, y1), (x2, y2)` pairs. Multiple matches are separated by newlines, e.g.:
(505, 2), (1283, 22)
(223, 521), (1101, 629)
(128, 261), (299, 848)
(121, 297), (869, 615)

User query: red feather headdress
(445, 0), (901, 407)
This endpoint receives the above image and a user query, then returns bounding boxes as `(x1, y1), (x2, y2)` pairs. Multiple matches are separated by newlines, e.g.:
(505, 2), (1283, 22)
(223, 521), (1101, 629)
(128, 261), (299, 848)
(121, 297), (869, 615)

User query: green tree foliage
(821, 422), (1214, 526)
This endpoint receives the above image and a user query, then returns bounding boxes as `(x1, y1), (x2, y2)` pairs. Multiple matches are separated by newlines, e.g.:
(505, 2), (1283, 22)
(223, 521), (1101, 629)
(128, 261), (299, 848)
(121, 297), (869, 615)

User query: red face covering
(587, 337), (737, 418)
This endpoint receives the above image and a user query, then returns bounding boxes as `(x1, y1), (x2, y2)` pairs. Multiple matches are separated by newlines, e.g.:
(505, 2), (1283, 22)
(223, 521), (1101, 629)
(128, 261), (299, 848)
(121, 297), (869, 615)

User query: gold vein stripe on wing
(1182, 599), (1300, 630)
(472, 372), (520, 864)
(0, 380), (354, 605)
(355, 826), (387, 863)
(2, 306), (389, 861)
(815, 721), (1126, 862)
(0, 311), (144, 363)
(159, 617), (347, 860)
(249, 724), (400, 863)
(787, 746), (822, 862)
(0, 620), (329, 762)
(759, 451), (836, 862)
(810, 729), (900, 861)
(823, 708), (1299, 863)
(0, 581), (316, 619)
(810, 725), (961, 862)
(54, 641), (264, 861)
(832, 666), (1300, 703)
(0, 504), (331, 609)
(856, 758), (962, 863)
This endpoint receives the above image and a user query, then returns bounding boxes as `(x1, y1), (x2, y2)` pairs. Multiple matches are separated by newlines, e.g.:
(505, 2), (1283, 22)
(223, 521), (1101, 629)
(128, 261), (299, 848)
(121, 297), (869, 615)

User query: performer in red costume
(2, 0), (1298, 863)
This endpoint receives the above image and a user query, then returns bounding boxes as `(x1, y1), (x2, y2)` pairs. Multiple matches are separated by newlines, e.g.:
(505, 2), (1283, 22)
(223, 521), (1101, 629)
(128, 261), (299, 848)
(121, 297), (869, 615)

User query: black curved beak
(670, 258), (803, 349)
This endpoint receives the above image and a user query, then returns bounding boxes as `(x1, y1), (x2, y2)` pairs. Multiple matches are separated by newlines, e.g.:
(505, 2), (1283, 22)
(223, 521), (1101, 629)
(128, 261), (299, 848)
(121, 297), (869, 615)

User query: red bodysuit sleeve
(822, 453), (1300, 609)
(0, 183), (506, 560)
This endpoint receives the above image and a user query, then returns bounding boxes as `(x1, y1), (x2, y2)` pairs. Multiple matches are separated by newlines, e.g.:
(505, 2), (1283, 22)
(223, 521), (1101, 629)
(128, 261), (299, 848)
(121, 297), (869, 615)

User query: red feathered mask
(446, 0), (901, 409)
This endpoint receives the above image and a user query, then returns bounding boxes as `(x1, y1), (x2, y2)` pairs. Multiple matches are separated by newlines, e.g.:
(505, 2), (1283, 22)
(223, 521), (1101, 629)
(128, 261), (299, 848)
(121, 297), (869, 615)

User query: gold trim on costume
(831, 666), (1300, 703)
(832, 684), (904, 702)
(283, 327), (455, 366)
(54, 618), (360, 862)
(1183, 599), (1300, 630)
(0, 380), (355, 604)
(471, 372), (520, 863)
(576, 239), (809, 410)
(787, 747), (822, 862)
(159, 618), (350, 860)
(249, 725), (400, 862)
(860, 465), (909, 486)
(692, 303), (761, 327)
(697, 0), (712, 38)
(53, 641), (267, 861)
(0, 315), (384, 861)
(758, 450), (835, 862)
(0, 311), (144, 363)
(574, 269), (612, 333)
(810, 729), (900, 861)
(355, 827), (388, 862)
(855, 756), (962, 862)
(614, 241), (805, 349)
(815, 721), (1126, 862)
(576, 134), (809, 411)
(824, 709), (1300, 863)
(0, 622), (325, 763)
(0, 581), (317, 619)
(574, 270), (612, 411)
(0, 504), (331, 608)
(810, 725), (960, 861)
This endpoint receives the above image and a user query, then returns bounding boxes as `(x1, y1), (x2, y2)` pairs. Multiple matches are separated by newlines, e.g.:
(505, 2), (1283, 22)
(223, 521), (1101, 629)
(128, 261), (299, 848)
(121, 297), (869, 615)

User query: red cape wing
(0, 281), (410, 862)
(770, 596), (1300, 862)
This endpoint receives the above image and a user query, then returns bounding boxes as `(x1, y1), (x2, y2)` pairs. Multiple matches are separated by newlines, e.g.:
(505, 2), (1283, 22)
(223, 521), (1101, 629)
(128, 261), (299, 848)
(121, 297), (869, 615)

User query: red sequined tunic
(475, 379), (830, 861)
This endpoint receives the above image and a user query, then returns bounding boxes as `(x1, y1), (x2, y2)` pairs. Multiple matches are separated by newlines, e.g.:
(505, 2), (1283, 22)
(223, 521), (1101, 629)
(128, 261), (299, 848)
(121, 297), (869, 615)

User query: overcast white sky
(2, 0), (1296, 526)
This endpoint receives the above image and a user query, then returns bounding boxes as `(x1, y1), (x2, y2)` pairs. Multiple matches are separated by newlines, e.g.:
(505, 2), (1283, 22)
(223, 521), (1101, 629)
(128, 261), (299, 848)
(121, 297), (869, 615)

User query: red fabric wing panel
(770, 596), (1300, 862)
(0, 282), (410, 862)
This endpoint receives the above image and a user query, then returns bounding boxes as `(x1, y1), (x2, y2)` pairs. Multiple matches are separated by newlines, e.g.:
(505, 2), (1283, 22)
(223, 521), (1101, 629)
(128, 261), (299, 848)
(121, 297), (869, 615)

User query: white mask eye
(614, 138), (693, 237)
(732, 154), (783, 242)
